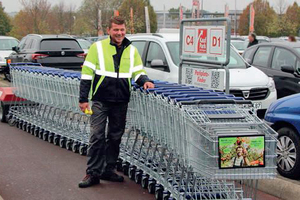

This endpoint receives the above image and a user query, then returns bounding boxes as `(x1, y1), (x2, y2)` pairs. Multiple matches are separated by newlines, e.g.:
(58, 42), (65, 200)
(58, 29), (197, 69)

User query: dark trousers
(86, 101), (128, 177)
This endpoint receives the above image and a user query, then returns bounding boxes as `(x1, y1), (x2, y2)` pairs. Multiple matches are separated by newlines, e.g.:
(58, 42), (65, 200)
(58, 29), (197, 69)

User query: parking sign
(183, 28), (196, 53)
(182, 26), (225, 57)
(197, 29), (208, 54)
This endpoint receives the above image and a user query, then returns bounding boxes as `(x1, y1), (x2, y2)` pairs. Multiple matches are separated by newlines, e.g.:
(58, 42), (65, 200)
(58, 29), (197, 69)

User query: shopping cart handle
(196, 99), (249, 104)
(179, 99), (252, 106)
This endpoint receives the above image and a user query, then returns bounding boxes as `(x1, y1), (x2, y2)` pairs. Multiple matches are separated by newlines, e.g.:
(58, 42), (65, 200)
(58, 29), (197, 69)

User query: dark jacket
(247, 39), (258, 48)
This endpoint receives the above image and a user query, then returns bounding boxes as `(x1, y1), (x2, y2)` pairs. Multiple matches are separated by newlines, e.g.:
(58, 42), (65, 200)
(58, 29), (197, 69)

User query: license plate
(253, 102), (262, 109)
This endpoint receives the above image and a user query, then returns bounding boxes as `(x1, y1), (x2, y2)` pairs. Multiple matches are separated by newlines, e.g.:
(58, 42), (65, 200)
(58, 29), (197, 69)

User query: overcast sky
(1, 0), (300, 13)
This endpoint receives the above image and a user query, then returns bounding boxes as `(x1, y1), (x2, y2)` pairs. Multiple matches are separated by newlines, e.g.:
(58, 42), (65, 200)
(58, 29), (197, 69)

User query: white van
(128, 33), (277, 117)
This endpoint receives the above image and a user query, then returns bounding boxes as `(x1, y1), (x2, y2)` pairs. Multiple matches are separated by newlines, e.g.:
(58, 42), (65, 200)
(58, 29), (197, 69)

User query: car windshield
(77, 39), (91, 49)
(231, 41), (247, 50)
(40, 40), (82, 51)
(294, 47), (300, 54)
(0, 39), (19, 50)
(167, 41), (247, 68)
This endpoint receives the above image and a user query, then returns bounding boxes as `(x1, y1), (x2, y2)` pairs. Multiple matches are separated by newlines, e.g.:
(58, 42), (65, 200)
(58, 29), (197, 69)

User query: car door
(9, 37), (28, 63)
(270, 47), (300, 98)
(251, 46), (273, 74)
(144, 41), (171, 81)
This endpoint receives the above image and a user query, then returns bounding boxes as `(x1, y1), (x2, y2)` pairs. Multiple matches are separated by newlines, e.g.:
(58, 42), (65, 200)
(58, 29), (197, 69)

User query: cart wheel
(66, 139), (73, 150)
(38, 129), (44, 139)
(155, 185), (163, 200)
(134, 170), (142, 184)
(48, 132), (54, 143)
(162, 190), (171, 200)
(34, 127), (40, 137)
(59, 137), (66, 148)
(72, 142), (79, 153)
(43, 131), (49, 141)
(147, 179), (156, 194)
(79, 144), (87, 155)
(22, 122), (27, 131)
(16, 120), (21, 129)
(4, 70), (11, 82)
(26, 124), (31, 133)
(116, 158), (123, 172)
(141, 174), (149, 189)
(0, 102), (9, 123)
(30, 126), (35, 135)
(128, 165), (136, 180)
(53, 135), (60, 145)
(8, 118), (16, 126)
(122, 162), (130, 176)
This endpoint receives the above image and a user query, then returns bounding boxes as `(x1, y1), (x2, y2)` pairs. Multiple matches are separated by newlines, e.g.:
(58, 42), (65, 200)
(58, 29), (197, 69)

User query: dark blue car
(264, 93), (300, 179)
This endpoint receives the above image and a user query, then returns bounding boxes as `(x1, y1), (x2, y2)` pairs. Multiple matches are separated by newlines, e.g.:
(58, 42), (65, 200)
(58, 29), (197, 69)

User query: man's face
(248, 35), (254, 42)
(107, 23), (126, 46)
(237, 148), (243, 157)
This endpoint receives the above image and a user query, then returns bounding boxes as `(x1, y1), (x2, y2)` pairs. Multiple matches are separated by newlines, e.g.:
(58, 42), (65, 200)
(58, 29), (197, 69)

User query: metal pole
(235, 0), (237, 36)
(201, 0), (204, 17)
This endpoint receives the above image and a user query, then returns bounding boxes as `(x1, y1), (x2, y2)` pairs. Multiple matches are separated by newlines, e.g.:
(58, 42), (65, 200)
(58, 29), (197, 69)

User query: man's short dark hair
(109, 16), (126, 28)
(250, 33), (256, 39)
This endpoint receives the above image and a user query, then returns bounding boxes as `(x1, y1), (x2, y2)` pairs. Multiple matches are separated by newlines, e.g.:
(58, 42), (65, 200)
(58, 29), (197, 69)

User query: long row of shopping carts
(5, 63), (278, 200)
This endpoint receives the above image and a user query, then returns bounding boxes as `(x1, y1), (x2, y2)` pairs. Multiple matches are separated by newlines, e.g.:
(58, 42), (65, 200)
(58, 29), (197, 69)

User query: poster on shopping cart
(218, 135), (265, 169)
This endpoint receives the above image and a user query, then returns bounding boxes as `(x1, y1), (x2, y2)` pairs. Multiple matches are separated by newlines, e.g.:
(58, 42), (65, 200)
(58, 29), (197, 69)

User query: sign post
(179, 18), (231, 93)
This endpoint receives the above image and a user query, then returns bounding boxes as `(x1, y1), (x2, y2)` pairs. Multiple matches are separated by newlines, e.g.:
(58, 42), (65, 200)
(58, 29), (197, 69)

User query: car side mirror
(281, 65), (295, 74)
(12, 46), (19, 52)
(150, 59), (167, 70)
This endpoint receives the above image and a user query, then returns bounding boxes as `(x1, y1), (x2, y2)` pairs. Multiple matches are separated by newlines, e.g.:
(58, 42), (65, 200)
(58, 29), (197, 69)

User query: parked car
(128, 33), (277, 118)
(264, 93), (300, 179)
(0, 36), (19, 73)
(243, 42), (300, 99)
(76, 38), (91, 54)
(231, 40), (247, 55)
(5, 34), (85, 81)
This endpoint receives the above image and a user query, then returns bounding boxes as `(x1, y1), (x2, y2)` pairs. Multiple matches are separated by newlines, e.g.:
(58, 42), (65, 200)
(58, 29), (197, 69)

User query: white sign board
(182, 26), (226, 57)
(181, 66), (225, 91)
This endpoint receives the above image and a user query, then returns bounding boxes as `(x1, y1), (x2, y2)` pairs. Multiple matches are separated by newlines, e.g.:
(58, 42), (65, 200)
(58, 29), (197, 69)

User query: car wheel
(0, 102), (9, 123)
(277, 127), (300, 179)
(4, 71), (11, 82)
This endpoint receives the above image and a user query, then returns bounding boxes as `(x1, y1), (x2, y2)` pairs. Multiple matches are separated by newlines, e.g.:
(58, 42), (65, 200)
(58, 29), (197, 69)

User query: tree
(276, 0), (287, 15)
(0, 2), (12, 35)
(238, 0), (276, 36)
(119, 0), (157, 33)
(78, 0), (121, 36)
(20, 0), (52, 33)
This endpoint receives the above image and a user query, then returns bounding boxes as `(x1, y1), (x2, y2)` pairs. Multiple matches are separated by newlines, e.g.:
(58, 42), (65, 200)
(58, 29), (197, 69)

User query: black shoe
(100, 171), (124, 182)
(78, 174), (100, 188)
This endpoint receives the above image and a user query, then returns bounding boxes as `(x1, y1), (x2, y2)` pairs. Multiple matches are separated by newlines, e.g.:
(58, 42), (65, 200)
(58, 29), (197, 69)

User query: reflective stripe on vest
(95, 40), (135, 78)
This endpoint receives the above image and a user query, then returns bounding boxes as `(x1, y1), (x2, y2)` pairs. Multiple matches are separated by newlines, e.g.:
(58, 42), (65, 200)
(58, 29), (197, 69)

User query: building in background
(155, 9), (242, 34)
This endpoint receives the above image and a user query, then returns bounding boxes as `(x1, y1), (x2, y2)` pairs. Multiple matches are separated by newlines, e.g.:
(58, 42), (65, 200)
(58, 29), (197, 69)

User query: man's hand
(143, 82), (155, 90)
(79, 102), (90, 113)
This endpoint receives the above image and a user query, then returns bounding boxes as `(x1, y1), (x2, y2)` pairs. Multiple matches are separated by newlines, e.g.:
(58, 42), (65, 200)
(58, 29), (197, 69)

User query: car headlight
(267, 77), (276, 92)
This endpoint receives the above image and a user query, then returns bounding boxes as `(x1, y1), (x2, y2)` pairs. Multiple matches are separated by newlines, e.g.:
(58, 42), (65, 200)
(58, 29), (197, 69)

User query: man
(78, 16), (154, 188)
(247, 33), (258, 48)
(232, 146), (250, 168)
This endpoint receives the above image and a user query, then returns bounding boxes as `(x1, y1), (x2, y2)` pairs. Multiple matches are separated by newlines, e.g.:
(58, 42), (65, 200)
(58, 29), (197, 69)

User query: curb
(258, 175), (300, 200)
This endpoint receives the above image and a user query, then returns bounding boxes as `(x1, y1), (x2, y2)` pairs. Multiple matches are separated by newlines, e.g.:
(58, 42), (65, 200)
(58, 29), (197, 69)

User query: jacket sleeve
(131, 46), (153, 86)
(79, 43), (98, 103)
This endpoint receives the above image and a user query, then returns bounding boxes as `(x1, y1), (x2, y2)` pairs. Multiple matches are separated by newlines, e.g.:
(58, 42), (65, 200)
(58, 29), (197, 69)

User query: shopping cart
(3, 63), (277, 200)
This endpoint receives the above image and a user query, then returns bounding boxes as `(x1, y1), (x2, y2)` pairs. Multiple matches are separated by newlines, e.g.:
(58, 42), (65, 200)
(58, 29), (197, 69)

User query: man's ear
(106, 27), (110, 35)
